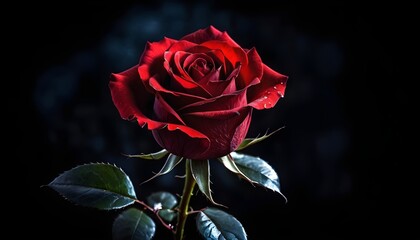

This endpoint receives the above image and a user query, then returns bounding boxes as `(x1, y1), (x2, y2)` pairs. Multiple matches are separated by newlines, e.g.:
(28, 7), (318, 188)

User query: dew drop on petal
(273, 86), (278, 90)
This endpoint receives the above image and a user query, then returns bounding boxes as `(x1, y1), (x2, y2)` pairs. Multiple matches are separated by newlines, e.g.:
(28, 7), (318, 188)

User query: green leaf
(237, 127), (284, 151)
(190, 160), (223, 207)
(157, 209), (177, 222)
(47, 163), (137, 210)
(230, 152), (287, 202)
(112, 208), (155, 240)
(147, 191), (178, 209)
(196, 207), (247, 240)
(218, 155), (254, 184)
(142, 154), (183, 184)
(123, 149), (169, 160)
(147, 191), (178, 222)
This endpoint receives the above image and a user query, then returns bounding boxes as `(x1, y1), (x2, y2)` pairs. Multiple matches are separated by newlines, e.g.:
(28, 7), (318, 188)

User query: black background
(15, 1), (411, 239)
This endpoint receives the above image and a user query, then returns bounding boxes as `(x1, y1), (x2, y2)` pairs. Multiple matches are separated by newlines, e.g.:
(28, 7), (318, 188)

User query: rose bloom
(109, 26), (287, 160)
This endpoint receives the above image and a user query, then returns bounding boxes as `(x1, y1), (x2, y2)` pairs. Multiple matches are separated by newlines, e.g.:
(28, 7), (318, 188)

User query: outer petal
(167, 40), (197, 55)
(181, 107), (252, 159)
(152, 127), (211, 160)
(109, 65), (208, 140)
(247, 64), (288, 109)
(109, 65), (155, 125)
(181, 25), (241, 47)
(154, 107), (252, 160)
(138, 37), (177, 85)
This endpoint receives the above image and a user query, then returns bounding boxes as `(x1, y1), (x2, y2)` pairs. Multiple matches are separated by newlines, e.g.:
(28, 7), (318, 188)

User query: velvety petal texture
(109, 25), (288, 160)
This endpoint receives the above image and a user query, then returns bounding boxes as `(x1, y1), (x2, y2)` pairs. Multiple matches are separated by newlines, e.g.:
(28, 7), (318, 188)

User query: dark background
(16, 1), (410, 239)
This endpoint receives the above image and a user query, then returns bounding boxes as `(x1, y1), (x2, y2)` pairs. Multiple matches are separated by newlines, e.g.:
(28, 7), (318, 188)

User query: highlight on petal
(167, 68), (212, 97)
(247, 64), (288, 110)
(138, 37), (177, 81)
(167, 40), (197, 54)
(200, 40), (248, 69)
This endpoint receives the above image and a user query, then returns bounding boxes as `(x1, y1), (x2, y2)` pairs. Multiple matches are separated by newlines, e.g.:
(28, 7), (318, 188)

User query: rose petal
(185, 53), (215, 80)
(138, 37), (176, 82)
(187, 46), (227, 74)
(181, 107), (252, 159)
(152, 127), (211, 160)
(109, 65), (207, 140)
(163, 40), (197, 78)
(166, 46), (230, 81)
(237, 48), (263, 89)
(109, 65), (155, 125)
(164, 49), (212, 97)
(185, 47), (232, 81)
(159, 123), (210, 140)
(196, 67), (220, 86)
(167, 68), (212, 97)
(200, 40), (248, 70)
(167, 40), (197, 53)
(154, 93), (186, 125)
(183, 53), (213, 68)
(247, 64), (288, 109)
(221, 75), (237, 94)
(149, 77), (207, 109)
(181, 25), (241, 47)
(179, 88), (247, 113)
(165, 50), (191, 80)
(196, 64), (240, 96)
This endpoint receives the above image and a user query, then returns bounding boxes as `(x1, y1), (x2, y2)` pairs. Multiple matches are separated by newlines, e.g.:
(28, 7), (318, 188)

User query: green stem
(175, 159), (196, 240)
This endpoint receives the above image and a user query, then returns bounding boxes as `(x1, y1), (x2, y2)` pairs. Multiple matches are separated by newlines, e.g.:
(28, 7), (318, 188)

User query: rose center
(189, 57), (212, 78)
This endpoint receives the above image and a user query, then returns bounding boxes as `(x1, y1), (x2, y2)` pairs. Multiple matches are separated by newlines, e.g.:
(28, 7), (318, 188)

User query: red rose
(109, 26), (288, 160)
